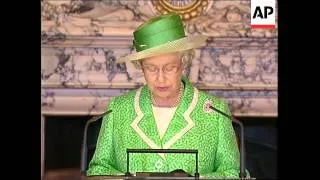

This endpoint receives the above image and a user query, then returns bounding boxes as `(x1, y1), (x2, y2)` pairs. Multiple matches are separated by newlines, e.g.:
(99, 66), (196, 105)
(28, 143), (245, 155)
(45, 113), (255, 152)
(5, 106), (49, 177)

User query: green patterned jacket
(87, 77), (241, 178)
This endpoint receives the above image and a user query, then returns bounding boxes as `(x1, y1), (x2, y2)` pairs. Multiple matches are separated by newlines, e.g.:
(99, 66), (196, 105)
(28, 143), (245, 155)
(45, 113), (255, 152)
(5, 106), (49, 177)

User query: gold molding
(152, 0), (210, 21)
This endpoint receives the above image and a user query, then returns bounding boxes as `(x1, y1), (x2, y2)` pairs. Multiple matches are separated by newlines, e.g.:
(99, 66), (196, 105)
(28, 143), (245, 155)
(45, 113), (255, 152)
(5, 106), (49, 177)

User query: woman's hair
(131, 49), (195, 72)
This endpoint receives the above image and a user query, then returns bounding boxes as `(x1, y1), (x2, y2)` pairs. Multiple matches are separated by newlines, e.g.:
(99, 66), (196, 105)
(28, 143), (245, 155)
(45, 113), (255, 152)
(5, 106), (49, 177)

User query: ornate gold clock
(152, 0), (209, 20)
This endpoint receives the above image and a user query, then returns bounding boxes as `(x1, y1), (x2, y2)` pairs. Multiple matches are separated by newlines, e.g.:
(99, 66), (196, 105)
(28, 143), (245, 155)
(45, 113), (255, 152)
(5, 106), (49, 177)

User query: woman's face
(141, 53), (183, 99)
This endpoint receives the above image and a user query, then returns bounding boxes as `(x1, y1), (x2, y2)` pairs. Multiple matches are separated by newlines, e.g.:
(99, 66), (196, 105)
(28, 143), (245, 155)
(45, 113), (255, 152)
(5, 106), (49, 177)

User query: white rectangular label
(251, 0), (276, 28)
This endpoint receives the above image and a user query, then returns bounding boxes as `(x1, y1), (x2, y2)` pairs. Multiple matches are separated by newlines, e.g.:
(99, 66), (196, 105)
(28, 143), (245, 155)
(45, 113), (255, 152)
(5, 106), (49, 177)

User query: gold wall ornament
(152, 0), (209, 21)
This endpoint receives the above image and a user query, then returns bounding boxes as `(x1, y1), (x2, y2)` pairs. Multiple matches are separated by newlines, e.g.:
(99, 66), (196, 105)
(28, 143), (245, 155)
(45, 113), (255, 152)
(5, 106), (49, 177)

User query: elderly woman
(87, 13), (242, 178)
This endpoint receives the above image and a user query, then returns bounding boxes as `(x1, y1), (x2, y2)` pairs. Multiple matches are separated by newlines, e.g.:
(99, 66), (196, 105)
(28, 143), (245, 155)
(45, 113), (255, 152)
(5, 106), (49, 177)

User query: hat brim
(116, 35), (208, 64)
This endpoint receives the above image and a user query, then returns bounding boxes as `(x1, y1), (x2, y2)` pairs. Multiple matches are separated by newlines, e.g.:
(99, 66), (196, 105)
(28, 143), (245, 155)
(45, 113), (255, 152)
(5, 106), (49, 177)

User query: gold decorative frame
(152, 0), (210, 20)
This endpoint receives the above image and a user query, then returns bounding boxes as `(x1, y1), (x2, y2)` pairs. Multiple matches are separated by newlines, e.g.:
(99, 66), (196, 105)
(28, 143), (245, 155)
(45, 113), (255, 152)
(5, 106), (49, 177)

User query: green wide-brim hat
(116, 13), (208, 64)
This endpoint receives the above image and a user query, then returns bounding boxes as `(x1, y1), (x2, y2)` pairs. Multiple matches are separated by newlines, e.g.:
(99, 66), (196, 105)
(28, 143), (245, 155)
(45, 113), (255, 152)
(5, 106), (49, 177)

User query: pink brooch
(203, 99), (214, 113)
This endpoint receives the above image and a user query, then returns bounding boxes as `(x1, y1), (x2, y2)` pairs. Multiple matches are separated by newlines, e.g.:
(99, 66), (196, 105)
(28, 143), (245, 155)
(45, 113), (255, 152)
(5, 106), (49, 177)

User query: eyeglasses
(141, 63), (182, 75)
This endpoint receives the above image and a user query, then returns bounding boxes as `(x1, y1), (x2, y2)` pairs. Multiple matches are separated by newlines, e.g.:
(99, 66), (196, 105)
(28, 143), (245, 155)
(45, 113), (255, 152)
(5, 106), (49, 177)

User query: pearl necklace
(151, 82), (184, 108)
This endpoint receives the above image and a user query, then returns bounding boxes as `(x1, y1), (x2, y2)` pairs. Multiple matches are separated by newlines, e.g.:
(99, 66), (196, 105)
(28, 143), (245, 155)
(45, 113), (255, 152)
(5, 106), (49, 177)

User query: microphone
(209, 105), (247, 178)
(80, 110), (112, 176)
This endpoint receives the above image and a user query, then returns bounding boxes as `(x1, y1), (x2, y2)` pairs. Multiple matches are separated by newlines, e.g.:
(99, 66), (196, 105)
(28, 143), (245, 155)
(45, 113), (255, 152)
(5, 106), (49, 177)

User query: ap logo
(251, 0), (276, 29)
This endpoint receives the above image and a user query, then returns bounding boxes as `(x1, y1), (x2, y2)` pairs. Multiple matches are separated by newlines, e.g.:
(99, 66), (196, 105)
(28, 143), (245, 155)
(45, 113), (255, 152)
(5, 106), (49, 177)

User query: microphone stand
(80, 110), (112, 176)
(209, 106), (247, 178)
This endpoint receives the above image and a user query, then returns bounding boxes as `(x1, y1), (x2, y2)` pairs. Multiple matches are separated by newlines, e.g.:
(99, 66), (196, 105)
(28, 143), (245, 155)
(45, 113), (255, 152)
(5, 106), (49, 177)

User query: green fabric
(87, 77), (246, 178)
(133, 13), (185, 52)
